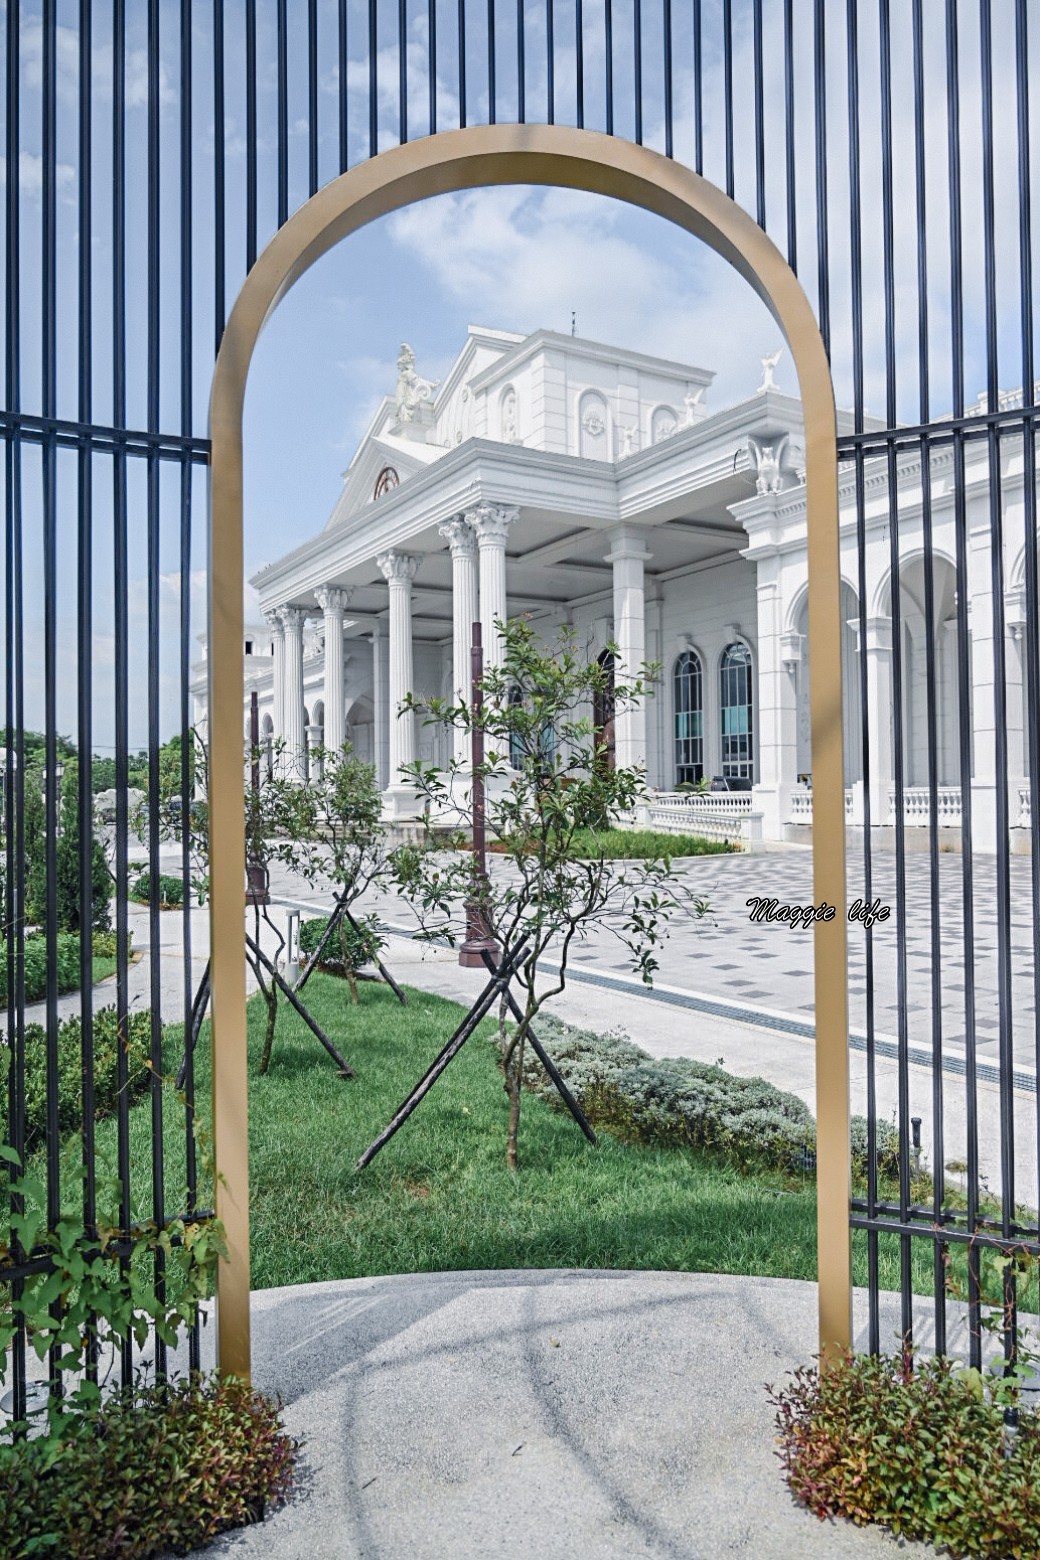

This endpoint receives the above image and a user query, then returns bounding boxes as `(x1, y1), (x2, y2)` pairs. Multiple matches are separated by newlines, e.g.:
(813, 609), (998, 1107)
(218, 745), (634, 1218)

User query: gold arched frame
(208, 125), (851, 1379)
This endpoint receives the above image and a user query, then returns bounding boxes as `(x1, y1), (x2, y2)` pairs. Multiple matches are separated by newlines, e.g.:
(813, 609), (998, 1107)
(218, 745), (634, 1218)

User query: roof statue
(757, 348), (784, 395)
(394, 342), (439, 425)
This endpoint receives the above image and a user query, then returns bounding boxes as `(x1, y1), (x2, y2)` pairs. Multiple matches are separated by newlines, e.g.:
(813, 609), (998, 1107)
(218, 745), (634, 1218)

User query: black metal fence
(1, 0), (1036, 1402)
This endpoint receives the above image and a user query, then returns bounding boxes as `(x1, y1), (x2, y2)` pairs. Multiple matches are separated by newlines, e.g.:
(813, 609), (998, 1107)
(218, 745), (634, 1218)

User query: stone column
(264, 610), (285, 742)
(864, 615), (893, 825)
(969, 515), (997, 852)
(371, 623), (388, 790)
(467, 503), (518, 674)
(605, 524), (652, 773)
(377, 551), (420, 814)
(1005, 587), (1026, 788)
(439, 514), (479, 765)
(315, 585), (350, 756)
(748, 562), (798, 842)
(277, 605), (307, 779)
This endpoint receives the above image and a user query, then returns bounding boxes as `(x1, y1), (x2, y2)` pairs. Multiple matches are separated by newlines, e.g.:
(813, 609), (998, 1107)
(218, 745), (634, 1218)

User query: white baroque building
(192, 326), (1038, 850)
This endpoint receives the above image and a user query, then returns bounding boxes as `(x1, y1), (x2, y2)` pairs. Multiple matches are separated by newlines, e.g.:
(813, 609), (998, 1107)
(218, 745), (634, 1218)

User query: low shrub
(130, 871), (184, 907)
(518, 1015), (900, 1178)
(0, 1373), (298, 1559)
(2, 1006), (153, 1153)
(300, 913), (383, 972)
(769, 1350), (1040, 1558)
(566, 827), (737, 859)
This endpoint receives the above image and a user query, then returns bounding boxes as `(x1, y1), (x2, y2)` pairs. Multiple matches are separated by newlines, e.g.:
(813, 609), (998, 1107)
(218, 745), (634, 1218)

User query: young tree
(391, 617), (710, 1171)
(266, 745), (387, 1004)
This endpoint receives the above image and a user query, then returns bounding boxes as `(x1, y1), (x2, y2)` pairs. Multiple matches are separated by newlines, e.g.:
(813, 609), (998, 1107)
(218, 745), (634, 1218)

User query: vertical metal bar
(662, 0), (672, 159)
(309, 0), (320, 188)
(489, 0), (497, 125)
(430, 0), (439, 134)
(723, 0), (733, 197)
(911, 0), (946, 1359)
(180, 0), (200, 1378)
(602, 0), (610, 136)
(1015, 2), (1040, 1260)
(340, 0), (350, 167)
(4, 0), (27, 1433)
(783, 0), (796, 272)
(813, 0), (829, 355)
(574, 0), (582, 131)
(879, 0), (911, 1345)
(517, 0), (525, 123)
(845, 0), (879, 1356)
(277, 0), (289, 222)
(546, 0), (554, 127)
(112, 0), (134, 1388)
(370, 0), (380, 148)
(692, 0), (701, 173)
(41, 0), (61, 1400)
(147, 0), (167, 1383)
(978, 5), (1016, 1381)
(399, 0), (409, 141)
(458, 0), (467, 128)
(213, 0), (226, 348)
(752, 0), (764, 227)
(628, 0), (639, 144)
(946, 0), (981, 1369)
(76, 0), (97, 1383)
(246, 0), (257, 269)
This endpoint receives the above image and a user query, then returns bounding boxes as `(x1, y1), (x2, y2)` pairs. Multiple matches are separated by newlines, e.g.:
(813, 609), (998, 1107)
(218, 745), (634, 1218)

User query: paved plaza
(345, 846), (1038, 1074)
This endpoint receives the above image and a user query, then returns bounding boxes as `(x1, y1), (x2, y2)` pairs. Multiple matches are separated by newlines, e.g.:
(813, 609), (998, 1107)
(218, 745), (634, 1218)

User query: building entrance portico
(200, 322), (1036, 854)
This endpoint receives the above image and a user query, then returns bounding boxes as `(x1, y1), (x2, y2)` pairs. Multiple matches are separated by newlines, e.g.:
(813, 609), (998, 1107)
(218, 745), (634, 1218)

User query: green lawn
(87, 975), (947, 1297)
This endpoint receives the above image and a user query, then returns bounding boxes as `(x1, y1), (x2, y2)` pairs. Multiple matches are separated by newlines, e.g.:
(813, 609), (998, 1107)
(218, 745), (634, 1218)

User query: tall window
(720, 642), (754, 783)
(593, 650), (616, 772)
(509, 685), (556, 772)
(673, 651), (703, 785)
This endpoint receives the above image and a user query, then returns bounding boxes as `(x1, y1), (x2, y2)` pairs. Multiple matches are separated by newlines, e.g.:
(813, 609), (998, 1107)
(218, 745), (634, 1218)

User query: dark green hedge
(0, 931), (131, 1005)
(2, 1006), (153, 1154)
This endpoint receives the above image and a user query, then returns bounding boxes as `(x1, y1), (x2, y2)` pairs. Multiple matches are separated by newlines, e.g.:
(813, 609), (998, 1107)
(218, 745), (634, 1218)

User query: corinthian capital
(466, 503), (519, 549)
(377, 550), (420, 584)
(262, 607), (285, 635)
(315, 585), (352, 616)
(275, 604), (308, 632)
(438, 515), (476, 557)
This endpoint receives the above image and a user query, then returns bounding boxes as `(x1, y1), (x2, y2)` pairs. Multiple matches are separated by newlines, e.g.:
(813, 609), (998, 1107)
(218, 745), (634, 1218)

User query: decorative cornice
(377, 550), (420, 584)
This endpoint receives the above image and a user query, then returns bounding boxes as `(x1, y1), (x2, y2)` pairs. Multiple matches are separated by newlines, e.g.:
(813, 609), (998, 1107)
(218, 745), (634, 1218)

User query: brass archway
(209, 125), (850, 1379)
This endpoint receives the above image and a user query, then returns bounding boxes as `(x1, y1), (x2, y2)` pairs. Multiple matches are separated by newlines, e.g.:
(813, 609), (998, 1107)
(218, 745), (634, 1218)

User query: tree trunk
(502, 995), (524, 1172)
(339, 920), (359, 1005)
(259, 986), (278, 1074)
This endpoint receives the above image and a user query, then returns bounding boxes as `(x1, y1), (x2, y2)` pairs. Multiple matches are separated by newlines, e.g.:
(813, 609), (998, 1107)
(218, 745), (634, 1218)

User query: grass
(85, 975), (955, 1300)
(566, 827), (738, 859)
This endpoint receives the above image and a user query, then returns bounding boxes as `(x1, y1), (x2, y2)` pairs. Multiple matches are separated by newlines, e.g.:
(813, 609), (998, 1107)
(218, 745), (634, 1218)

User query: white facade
(191, 327), (1039, 850)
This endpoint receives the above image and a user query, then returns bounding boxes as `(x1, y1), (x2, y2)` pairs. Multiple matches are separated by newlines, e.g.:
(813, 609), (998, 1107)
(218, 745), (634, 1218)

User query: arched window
(673, 651), (703, 785)
(720, 642), (754, 784)
(374, 465), (399, 499)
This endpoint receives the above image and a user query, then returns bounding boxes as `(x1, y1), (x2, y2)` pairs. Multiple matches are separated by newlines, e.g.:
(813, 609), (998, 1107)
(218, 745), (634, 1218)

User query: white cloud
(386, 186), (778, 408)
